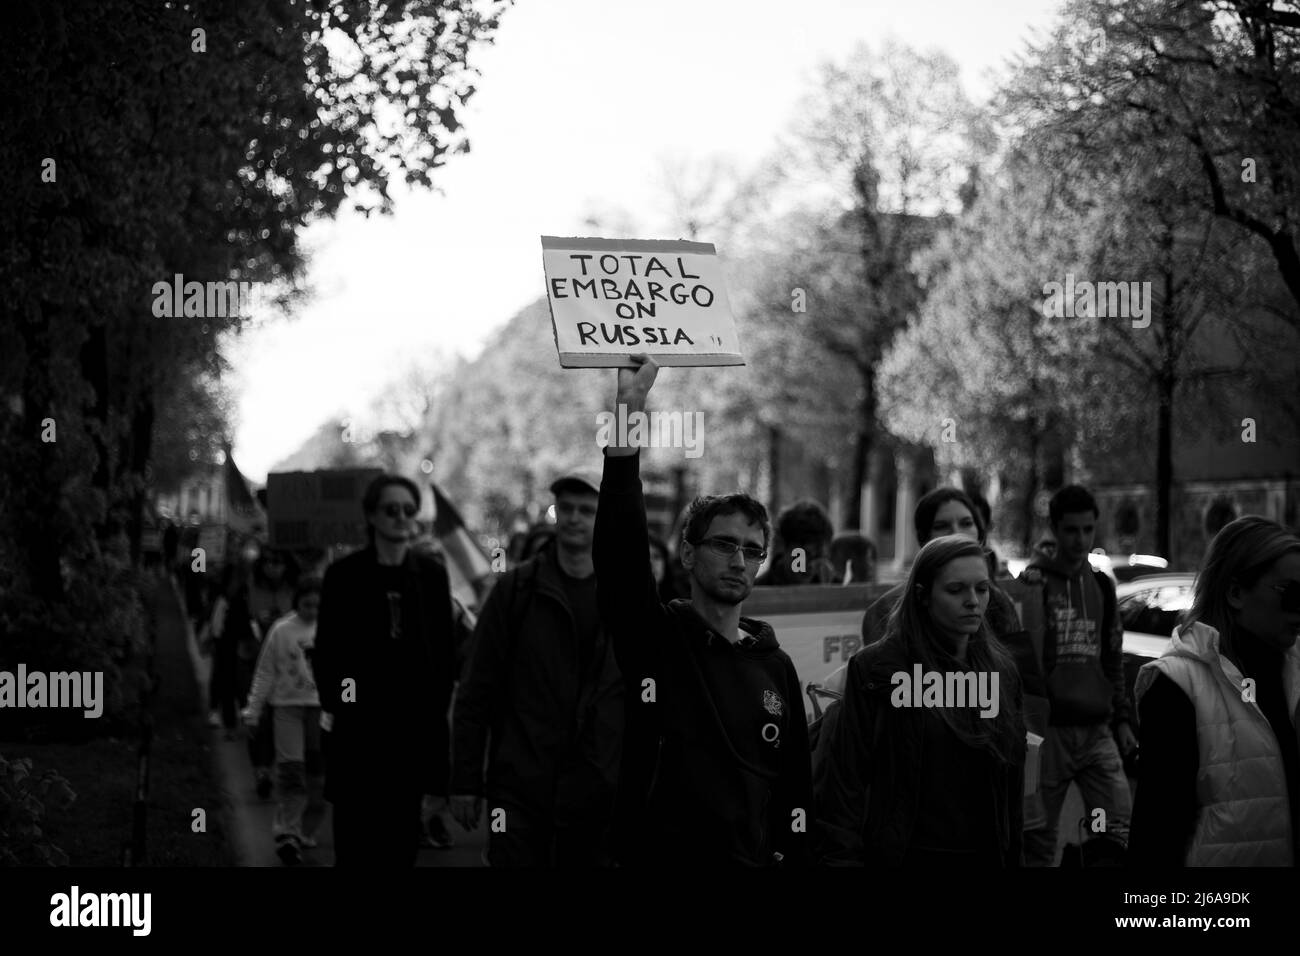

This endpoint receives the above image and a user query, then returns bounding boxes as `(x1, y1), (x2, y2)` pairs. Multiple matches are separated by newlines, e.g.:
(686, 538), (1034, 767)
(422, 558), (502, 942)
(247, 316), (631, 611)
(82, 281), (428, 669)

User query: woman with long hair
(818, 536), (1026, 866)
(1129, 516), (1300, 866)
(861, 488), (1020, 651)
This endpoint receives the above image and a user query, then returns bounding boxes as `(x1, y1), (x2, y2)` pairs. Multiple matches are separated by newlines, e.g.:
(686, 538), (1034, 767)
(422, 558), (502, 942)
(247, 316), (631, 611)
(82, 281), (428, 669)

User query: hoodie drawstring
(1064, 571), (1090, 640)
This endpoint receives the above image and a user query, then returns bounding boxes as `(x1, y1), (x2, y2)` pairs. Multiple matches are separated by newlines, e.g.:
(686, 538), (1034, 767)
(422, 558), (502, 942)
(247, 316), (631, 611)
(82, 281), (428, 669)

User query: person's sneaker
(423, 814), (455, 849)
(276, 839), (302, 866)
(255, 770), (273, 800)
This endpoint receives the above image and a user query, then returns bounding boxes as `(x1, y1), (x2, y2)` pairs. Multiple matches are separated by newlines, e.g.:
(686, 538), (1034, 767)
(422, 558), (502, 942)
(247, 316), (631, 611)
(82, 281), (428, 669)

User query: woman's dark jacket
(816, 632), (1026, 865)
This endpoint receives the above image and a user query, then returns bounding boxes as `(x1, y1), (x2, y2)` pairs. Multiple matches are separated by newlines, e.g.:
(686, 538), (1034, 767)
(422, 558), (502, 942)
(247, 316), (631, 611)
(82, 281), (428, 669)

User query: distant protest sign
(541, 236), (744, 367)
(267, 468), (382, 550)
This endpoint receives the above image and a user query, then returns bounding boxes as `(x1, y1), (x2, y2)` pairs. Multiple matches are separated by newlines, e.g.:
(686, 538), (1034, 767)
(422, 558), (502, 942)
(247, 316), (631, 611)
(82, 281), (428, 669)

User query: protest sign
(266, 468), (383, 550)
(541, 235), (744, 367)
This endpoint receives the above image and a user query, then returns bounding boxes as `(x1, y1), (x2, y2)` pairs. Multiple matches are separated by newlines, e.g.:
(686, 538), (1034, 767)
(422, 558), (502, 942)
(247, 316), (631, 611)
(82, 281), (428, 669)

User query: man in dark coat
(312, 474), (457, 866)
(451, 472), (623, 865)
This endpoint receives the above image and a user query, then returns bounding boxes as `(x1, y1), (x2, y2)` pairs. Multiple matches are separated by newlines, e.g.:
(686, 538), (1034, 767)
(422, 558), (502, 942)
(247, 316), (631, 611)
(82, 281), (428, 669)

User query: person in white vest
(1129, 516), (1300, 866)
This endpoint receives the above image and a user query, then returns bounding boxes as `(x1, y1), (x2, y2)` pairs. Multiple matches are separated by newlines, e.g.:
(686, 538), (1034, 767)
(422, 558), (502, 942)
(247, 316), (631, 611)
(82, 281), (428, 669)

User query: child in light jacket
(243, 577), (324, 865)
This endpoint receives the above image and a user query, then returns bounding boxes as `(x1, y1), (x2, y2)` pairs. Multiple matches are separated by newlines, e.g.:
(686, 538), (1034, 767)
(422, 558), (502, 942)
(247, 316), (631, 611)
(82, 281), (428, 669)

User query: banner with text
(541, 235), (744, 367)
(267, 469), (383, 550)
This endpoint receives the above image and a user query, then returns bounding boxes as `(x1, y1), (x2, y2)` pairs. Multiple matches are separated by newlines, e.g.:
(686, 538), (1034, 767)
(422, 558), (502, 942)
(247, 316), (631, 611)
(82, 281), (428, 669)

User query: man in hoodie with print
(1022, 485), (1136, 866)
(594, 354), (813, 867)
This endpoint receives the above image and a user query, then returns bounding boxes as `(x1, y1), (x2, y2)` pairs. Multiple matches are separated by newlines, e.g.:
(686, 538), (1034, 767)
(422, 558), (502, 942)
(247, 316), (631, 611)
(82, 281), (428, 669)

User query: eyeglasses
(381, 503), (418, 519)
(1269, 580), (1300, 613)
(697, 537), (767, 564)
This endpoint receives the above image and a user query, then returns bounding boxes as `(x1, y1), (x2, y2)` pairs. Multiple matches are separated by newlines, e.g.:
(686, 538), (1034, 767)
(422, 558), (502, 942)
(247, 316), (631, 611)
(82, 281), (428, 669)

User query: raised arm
(593, 355), (670, 680)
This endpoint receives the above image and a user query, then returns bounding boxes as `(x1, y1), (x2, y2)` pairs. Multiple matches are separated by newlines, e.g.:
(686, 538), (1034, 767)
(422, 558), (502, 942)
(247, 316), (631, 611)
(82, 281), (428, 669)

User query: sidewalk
(168, 576), (486, 867)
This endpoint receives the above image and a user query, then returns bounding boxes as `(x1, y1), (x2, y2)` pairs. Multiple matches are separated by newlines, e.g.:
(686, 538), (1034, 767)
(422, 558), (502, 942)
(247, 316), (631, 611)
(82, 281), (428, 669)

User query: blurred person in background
(1020, 485), (1134, 867)
(649, 533), (683, 602)
(244, 548), (299, 799)
(829, 531), (875, 586)
(861, 489), (1027, 668)
(243, 576), (326, 865)
(205, 564), (257, 741)
(755, 499), (837, 587)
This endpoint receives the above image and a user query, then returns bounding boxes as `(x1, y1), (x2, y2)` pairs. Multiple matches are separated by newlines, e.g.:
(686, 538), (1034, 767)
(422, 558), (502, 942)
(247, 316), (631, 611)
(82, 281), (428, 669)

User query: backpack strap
(508, 557), (540, 648)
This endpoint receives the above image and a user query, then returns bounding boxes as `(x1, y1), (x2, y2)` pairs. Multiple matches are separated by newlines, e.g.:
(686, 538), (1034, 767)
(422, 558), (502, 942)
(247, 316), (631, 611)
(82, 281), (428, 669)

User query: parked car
(1004, 549), (1170, 584)
(1091, 551), (1173, 584)
(1117, 572), (1196, 661)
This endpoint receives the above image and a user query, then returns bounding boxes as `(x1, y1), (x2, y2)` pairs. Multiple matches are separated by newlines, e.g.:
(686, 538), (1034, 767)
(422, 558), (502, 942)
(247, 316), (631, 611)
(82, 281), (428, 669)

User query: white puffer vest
(1134, 622), (1300, 866)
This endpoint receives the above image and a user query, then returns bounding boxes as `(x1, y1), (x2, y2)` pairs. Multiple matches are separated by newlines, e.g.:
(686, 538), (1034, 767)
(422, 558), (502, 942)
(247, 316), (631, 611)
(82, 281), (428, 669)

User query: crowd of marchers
(204, 356), (1300, 867)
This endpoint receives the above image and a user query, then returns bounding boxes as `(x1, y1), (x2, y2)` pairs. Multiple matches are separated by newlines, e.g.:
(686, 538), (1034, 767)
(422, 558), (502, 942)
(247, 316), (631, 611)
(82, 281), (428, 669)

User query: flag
(223, 445), (264, 537)
(430, 483), (495, 609)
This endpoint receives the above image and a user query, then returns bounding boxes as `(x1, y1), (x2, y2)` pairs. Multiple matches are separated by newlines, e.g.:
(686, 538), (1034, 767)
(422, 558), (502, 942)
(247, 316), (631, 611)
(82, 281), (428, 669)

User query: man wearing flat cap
(451, 470), (624, 865)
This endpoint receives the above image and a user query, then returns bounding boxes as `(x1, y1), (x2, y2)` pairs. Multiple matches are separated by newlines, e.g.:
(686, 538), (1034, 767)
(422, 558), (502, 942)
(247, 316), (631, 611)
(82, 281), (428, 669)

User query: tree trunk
(1156, 373), (1173, 559)
(767, 424), (781, 517)
(126, 395), (156, 567)
(845, 366), (875, 531)
(80, 323), (117, 544)
(20, 312), (66, 601)
(1020, 427), (1041, 555)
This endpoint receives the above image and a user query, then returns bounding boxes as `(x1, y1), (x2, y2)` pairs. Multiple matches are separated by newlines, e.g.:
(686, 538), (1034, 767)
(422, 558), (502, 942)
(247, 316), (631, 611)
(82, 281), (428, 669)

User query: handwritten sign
(267, 468), (383, 550)
(541, 235), (744, 367)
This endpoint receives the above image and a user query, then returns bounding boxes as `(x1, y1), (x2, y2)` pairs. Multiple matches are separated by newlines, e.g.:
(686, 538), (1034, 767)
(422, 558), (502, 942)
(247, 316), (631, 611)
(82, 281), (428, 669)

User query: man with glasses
(451, 471), (624, 865)
(594, 355), (813, 866)
(312, 474), (458, 865)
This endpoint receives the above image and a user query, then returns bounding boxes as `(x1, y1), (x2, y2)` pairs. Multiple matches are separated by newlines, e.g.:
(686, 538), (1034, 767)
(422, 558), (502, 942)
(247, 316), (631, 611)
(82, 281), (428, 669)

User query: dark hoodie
(594, 451), (814, 867)
(1027, 550), (1131, 728)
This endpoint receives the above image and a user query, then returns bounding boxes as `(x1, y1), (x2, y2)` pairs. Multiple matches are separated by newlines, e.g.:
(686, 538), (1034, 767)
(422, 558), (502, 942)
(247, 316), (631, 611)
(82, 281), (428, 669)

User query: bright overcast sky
(228, 0), (1062, 483)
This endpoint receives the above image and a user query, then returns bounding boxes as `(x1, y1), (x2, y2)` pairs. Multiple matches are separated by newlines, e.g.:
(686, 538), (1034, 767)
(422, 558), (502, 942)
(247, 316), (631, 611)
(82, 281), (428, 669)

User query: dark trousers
(331, 790), (423, 867)
(209, 637), (240, 727)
